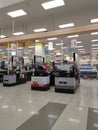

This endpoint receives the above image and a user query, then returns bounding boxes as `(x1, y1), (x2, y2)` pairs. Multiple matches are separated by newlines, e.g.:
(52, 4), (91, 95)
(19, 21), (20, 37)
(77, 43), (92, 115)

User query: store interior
(0, 0), (98, 130)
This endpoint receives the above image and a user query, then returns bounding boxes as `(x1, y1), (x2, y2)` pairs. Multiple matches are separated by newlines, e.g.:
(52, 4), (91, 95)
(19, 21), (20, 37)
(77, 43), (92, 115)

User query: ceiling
(0, 0), (98, 59)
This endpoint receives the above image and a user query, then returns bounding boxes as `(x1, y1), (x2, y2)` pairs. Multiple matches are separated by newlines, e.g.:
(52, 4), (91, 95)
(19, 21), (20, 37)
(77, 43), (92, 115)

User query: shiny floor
(0, 79), (98, 130)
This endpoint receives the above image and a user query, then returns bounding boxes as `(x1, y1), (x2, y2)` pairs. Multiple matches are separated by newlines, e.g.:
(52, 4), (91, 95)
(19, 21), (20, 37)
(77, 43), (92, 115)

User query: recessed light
(13, 32), (24, 36)
(59, 23), (74, 28)
(91, 18), (98, 23)
(0, 35), (7, 38)
(7, 9), (27, 18)
(91, 32), (98, 35)
(47, 37), (57, 40)
(41, 0), (65, 10)
(67, 35), (79, 38)
(91, 39), (98, 42)
(33, 28), (47, 32)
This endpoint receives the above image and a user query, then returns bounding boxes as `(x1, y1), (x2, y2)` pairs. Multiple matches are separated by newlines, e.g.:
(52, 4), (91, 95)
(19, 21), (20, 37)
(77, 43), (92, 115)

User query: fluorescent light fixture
(62, 47), (67, 49)
(77, 46), (84, 48)
(7, 9), (27, 18)
(91, 18), (98, 23)
(94, 123), (98, 128)
(45, 44), (48, 47)
(1, 52), (4, 54)
(59, 23), (74, 28)
(13, 32), (24, 36)
(67, 35), (79, 38)
(17, 108), (23, 112)
(93, 109), (98, 113)
(33, 28), (47, 32)
(0, 49), (2, 51)
(92, 44), (98, 47)
(92, 50), (98, 52)
(50, 53), (54, 54)
(35, 40), (40, 42)
(41, 0), (65, 10)
(2, 105), (8, 109)
(91, 39), (98, 42)
(92, 47), (98, 49)
(56, 43), (62, 45)
(18, 47), (23, 49)
(80, 51), (86, 53)
(28, 46), (35, 48)
(0, 35), (6, 38)
(47, 37), (57, 40)
(78, 48), (85, 50)
(77, 41), (82, 44)
(91, 32), (98, 35)
(28, 50), (32, 52)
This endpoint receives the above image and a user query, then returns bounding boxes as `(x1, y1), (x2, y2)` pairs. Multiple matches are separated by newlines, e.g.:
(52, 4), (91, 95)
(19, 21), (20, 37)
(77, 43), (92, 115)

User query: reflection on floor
(16, 102), (66, 130)
(0, 79), (98, 130)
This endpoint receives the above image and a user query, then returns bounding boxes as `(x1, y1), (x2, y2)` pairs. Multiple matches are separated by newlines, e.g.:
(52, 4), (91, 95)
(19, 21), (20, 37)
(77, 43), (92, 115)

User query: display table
(31, 76), (50, 91)
(55, 77), (79, 93)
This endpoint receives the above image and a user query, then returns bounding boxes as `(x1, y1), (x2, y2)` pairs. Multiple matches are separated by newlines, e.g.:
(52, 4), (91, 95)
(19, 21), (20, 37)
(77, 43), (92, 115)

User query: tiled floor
(0, 79), (98, 130)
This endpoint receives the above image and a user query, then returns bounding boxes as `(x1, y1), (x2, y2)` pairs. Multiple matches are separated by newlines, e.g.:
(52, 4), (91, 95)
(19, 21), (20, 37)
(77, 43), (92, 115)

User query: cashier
(52, 62), (58, 72)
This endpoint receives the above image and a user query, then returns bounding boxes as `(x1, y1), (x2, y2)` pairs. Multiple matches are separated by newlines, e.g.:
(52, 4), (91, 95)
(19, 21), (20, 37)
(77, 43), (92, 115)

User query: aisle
(0, 79), (98, 130)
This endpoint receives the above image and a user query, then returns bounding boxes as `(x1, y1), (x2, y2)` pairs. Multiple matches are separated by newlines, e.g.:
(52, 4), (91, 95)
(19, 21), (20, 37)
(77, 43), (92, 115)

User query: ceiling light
(17, 108), (23, 112)
(62, 47), (67, 49)
(7, 9), (27, 18)
(45, 44), (48, 47)
(2, 105), (8, 109)
(91, 32), (98, 35)
(56, 43), (62, 45)
(77, 46), (84, 48)
(0, 35), (6, 38)
(59, 23), (74, 28)
(92, 44), (98, 47)
(13, 32), (24, 36)
(94, 123), (98, 128)
(33, 28), (47, 32)
(28, 46), (35, 48)
(67, 35), (79, 38)
(41, 0), (65, 10)
(18, 47), (23, 49)
(91, 39), (98, 42)
(78, 48), (85, 50)
(47, 37), (57, 40)
(80, 51), (86, 53)
(91, 18), (98, 23)
(92, 48), (98, 50)
(28, 50), (32, 52)
(35, 40), (40, 42)
(0, 49), (2, 51)
(77, 41), (82, 44)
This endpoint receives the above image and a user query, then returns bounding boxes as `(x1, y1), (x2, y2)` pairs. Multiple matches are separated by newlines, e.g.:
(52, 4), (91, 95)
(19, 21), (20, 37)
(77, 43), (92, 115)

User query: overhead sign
(81, 53), (90, 59)
(71, 39), (77, 48)
(48, 42), (53, 50)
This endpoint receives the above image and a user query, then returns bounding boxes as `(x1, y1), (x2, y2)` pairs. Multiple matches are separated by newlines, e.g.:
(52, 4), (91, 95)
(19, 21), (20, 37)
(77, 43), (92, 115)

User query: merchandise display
(80, 64), (98, 79)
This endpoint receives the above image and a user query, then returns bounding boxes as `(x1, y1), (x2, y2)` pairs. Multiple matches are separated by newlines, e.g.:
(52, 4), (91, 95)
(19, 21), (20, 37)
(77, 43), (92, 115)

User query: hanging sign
(71, 39), (77, 48)
(48, 42), (53, 50)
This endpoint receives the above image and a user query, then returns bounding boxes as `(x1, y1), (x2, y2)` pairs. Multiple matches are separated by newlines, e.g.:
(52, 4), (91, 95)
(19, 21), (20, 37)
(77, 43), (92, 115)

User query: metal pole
(8, 43), (9, 75)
